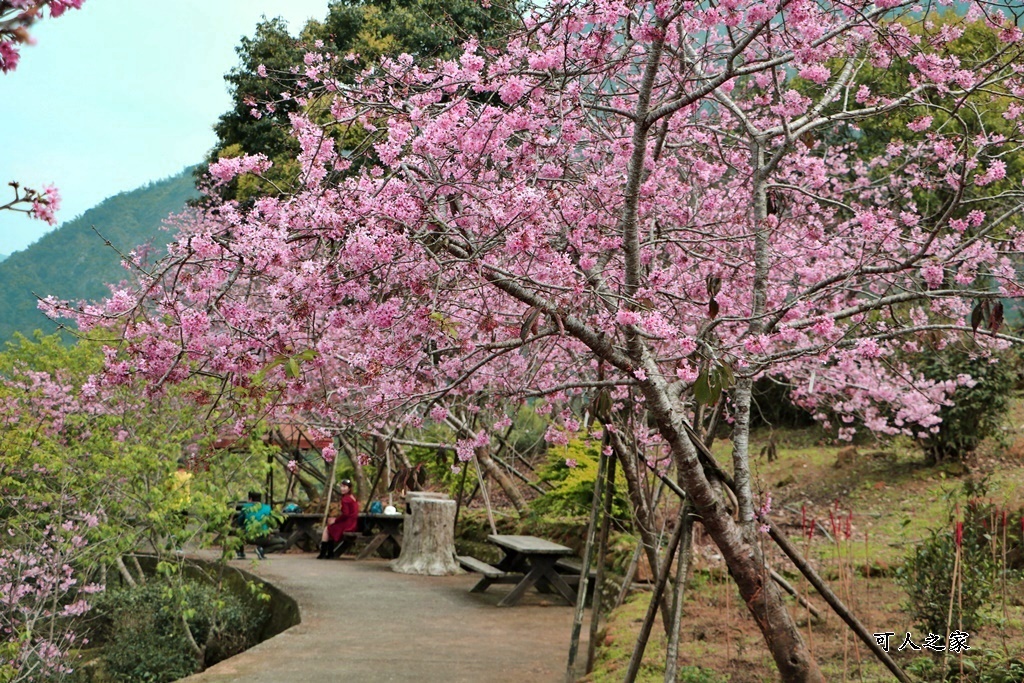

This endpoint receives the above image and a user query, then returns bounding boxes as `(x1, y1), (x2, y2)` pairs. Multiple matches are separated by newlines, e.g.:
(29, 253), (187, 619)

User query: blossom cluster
(0, 1), (85, 73)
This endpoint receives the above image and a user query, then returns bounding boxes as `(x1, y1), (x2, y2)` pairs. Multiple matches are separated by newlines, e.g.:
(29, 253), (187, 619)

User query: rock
(833, 446), (857, 468)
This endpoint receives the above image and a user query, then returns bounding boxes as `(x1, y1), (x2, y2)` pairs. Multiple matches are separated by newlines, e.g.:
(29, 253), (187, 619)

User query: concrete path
(182, 554), (589, 683)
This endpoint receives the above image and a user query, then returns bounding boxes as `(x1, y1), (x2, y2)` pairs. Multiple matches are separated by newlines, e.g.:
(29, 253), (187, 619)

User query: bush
(917, 347), (1019, 463)
(90, 577), (268, 683)
(896, 480), (1004, 637)
(530, 436), (630, 519)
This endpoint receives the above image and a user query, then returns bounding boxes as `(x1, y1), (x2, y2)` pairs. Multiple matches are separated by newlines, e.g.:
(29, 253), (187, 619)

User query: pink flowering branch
(2, 1), (85, 228)
(1, 181), (61, 225)
(0, 1), (85, 73)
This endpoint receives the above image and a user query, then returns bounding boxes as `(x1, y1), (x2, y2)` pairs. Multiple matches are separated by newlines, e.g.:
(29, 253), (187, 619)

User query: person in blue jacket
(235, 491), (286, 560)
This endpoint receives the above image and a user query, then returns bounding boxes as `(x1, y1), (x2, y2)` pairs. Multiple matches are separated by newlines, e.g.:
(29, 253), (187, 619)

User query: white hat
(384, 505), (398, 515)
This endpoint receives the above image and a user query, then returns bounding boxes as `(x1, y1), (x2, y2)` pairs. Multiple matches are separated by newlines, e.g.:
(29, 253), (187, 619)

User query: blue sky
(0, 0), (329, 255)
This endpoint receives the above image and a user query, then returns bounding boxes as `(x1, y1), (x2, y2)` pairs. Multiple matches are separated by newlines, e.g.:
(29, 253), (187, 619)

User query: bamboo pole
(587, 455), (617, 672)
(321, 447), (339, 529)
(566, 446), (608, 681)
(664, 499), (694, 682)
(623, 505), (688, 683)
(453, 454), (472, 530)
(613, 481), (665, 611)
(474, 451), (497, 536)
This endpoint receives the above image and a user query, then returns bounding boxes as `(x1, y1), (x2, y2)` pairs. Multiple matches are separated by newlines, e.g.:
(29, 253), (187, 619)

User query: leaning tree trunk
(640, 373), (825, 682)
(391, 492), (461, 576)
(475, 444), (528, 514)
(445, 412), (528, 515)
(610, 431), (677, 632)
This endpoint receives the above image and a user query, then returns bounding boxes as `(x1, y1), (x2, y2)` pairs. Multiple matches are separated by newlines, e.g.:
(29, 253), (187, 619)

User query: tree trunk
(391, 493), (461, 576)
(610, 431), (674, 632)
(475, 444), (528, 514)
(640, 375), (825, 682)
(444, 412), (528, 515)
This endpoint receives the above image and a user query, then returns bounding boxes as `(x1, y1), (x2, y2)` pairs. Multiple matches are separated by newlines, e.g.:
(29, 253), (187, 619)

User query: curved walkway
(182, 553), (589, 683)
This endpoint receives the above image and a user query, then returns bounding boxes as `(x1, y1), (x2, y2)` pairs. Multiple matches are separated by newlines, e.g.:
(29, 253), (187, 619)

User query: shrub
(530, 436), (630, 519)
(917, 347), (1019, 463)
(896, 480), (1003, 637)
(90, 577), (268, 683)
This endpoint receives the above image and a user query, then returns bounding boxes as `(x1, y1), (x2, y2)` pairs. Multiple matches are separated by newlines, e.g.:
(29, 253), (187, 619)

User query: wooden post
(566, 445), (607, 681)
(391, 493), (461, 576)
(587, 455), (617, 672)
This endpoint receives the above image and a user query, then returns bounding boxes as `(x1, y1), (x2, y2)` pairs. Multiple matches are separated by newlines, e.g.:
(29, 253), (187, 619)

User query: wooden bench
(458, 555), (520, 593)
(458, 555), (505, 577)
(553, 558), (598, 600)
(555, 557), (598, 579)
(329, 532), (363, 558)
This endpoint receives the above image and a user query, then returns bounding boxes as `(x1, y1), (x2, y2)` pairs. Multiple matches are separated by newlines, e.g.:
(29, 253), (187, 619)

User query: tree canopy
(204, 0), (517, 203)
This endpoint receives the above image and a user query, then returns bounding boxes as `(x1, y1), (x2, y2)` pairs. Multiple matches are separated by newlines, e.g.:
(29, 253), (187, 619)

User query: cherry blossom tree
(0, 333), (269, 680)
(51, 0), (1024, 679)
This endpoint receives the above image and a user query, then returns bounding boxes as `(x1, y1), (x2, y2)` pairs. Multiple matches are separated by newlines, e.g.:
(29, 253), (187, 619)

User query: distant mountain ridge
(0, 169), (198, 342)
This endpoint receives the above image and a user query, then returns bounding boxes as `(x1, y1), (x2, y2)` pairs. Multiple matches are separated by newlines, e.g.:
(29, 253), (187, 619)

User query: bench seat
(554, 557), (598, 578)
(457, 555), (506, 579)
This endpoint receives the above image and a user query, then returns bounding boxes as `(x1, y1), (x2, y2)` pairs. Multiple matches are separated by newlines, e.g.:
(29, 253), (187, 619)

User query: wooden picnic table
(462, 534), (577, 607)
(278, 513), (322, 552)
(355, 512), (404, 560)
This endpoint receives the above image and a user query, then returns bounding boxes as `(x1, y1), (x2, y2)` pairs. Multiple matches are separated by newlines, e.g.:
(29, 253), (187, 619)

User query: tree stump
(391, 493), (462, 576)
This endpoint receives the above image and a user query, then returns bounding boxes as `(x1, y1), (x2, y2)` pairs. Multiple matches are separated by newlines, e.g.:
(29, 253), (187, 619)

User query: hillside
(0, 169), (198, 342)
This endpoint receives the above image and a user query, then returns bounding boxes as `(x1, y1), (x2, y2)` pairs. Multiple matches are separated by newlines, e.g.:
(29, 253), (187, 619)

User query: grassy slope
(586, 399), (1024, 682)
(0, 168), (198, 342)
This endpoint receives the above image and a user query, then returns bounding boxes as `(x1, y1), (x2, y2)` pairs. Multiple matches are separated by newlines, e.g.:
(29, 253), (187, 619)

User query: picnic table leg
(282, 529), (302, 551)
(303, 525), (321, 551)
(470, 576), (497, 593)
(356, 532), (388, 560)
(384, 533), (403, 558)
(495, 549), (527, 573)
(497, 565), (545, 607)
(538, 565), (578, 605)
(497, 557), (577, 607)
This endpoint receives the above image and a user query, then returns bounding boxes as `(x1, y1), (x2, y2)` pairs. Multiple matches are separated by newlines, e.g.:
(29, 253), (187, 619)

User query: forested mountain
(0, 168), (197, 342)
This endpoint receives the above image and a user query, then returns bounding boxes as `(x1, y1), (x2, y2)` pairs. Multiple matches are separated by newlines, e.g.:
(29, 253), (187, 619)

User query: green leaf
(693, 370), (718, 406)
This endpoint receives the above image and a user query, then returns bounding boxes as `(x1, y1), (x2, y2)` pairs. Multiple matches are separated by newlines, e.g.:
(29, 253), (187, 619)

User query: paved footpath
(182, 553), (588, 683)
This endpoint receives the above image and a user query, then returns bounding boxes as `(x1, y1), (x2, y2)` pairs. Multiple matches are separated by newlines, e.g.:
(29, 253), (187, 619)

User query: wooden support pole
(566, 446), (607, 681)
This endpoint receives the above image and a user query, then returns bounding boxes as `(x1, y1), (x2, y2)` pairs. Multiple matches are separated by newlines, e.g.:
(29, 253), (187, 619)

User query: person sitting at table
(317, 479), (359, 559)
(236, 491), (286, 560)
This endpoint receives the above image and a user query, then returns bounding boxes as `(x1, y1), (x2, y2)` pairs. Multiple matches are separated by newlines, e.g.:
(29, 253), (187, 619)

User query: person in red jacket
(317, 479), (359, 559)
